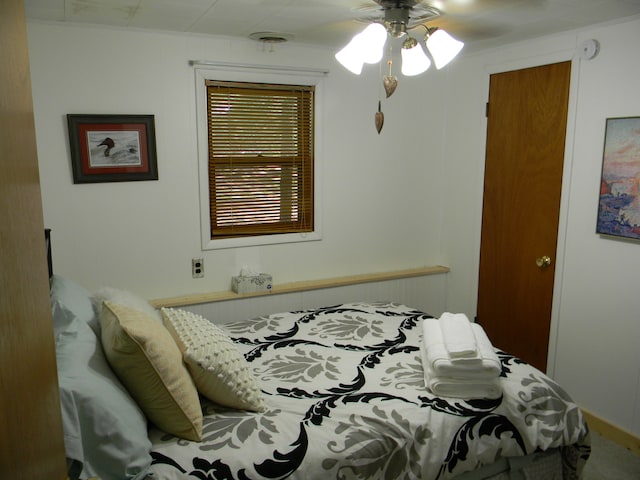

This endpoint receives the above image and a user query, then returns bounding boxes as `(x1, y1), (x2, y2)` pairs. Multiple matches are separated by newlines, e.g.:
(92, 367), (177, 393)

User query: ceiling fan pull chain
(383, 54), (398, 98)
(375, 100), (385, 134)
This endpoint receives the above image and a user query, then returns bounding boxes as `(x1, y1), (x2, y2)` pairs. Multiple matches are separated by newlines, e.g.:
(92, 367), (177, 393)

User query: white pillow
(100, 301), (203, 442)
(161, 308), (266, 412)
(93, 286), (162, 323)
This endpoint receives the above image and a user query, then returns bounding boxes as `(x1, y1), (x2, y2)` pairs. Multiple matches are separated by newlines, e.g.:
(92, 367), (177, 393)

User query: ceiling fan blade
(433, 0), (547, 16)
(423, 17), (510, 42)
(420, 0), (547, 43)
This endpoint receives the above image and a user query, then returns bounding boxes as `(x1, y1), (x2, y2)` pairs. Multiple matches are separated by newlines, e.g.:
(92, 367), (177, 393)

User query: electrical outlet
(192, 258), (204, 278)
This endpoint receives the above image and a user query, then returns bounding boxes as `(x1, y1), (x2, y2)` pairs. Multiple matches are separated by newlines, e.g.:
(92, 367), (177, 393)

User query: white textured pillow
(161, 308), (266, 412)
(100, 301), (203, 441)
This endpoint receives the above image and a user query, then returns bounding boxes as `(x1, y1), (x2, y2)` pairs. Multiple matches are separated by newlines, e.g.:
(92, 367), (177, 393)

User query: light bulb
(359, 23), (387, 64)
(401, 38), (431, 76)
(426, 29), (464, 69)
(335, 23), (388, 73)
(335, 39), (365, 75)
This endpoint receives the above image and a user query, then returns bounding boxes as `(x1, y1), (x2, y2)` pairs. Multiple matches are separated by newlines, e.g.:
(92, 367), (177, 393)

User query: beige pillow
(161, 308), (266, 412)
(100, 301), (203, 441)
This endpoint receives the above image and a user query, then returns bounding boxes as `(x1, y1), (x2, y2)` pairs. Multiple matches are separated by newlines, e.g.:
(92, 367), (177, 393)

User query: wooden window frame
(206, 81), (314, 238)
(195, 66), (324, 250)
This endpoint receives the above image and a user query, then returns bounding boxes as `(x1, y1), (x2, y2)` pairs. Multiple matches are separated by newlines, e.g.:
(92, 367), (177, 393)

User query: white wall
(27, 16), (640, 436)
(440, 17), (640, 436)
(27, 23), (447, 301)
(551, 19), (640, 437)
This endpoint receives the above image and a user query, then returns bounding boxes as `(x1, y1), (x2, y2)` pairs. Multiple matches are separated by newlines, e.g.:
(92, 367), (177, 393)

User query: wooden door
(477, 62), (571, 372)
(0, 1), (67, 478)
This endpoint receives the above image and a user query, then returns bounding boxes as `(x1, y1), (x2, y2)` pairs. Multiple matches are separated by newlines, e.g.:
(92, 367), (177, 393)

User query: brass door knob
(536, 256), (552, 268)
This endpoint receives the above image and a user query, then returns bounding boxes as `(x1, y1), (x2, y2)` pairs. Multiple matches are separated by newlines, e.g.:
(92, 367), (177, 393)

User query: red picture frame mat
(78, 122), (149, 175)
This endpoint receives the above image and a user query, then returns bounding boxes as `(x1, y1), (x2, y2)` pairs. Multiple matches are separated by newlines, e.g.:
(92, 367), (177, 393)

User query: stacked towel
(438, 312), (478, 358)
(421, 315), (502, 399)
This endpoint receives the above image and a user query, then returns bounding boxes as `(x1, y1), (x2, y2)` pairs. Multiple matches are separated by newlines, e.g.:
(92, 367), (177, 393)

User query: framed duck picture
(67, 114), (158, 183)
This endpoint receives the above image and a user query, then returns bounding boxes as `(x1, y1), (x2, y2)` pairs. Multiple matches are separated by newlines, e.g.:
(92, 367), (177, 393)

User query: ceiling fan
(335, 0), (464, 78)
(335, 1), (468, 133)
(336, 0), (544, 133)
(338, 0), (549, 66)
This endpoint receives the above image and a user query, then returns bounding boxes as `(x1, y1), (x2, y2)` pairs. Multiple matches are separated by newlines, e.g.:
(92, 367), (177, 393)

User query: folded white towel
(421, 318), (501, 378)
(424, 365), (502, 399)
(439, 312), (477, 358)
(470, 323), (501, 372)
(422, 318), (481, 366)
(421, 344), (500, 380)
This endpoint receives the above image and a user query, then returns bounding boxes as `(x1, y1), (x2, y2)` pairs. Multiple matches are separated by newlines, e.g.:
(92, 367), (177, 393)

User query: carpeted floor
(583, 431), (640, 479)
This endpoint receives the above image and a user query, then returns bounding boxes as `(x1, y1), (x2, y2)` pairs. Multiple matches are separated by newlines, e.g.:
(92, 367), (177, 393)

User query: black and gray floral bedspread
(148, 302), (590, 480)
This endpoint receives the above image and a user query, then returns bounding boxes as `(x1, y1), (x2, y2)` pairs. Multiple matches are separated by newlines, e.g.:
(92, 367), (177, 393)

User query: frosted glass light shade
(426, 29), (464, 69)
(401, 42), (431, 76)
(335, 23), (387, 73)
(359, 23), (387, 64)
(335, 39), (365, 75)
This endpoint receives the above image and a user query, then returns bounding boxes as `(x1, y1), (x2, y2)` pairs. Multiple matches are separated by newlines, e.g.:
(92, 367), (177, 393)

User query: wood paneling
(0, 1), (67, 478)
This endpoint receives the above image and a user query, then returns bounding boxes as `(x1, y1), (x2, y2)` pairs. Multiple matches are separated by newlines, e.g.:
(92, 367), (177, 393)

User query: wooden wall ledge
(151, 265), (450, 308)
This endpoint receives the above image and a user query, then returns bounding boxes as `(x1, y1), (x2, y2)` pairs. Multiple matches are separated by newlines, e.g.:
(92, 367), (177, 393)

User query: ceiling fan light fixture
(335, 23), (387, 74)
(359, 23), (388, 64)
(400, 37), (431, 76)
(335, 40), (365, 75)
(383, 5), (411, 38)
(387, 21), (407, 38)
(425, 28), (464, 69)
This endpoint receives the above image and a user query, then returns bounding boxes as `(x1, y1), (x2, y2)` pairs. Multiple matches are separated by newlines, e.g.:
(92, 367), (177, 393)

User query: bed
(47, 236), (590, 480)
(150, 301), (591, 480)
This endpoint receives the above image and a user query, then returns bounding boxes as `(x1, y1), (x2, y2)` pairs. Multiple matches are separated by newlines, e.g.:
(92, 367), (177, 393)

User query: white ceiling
(23, 0), (640, 52)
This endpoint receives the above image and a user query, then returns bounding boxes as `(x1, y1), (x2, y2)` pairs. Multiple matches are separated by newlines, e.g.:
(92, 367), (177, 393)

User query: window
(206, 81), (314, 238)
(195, 66), (323, 250)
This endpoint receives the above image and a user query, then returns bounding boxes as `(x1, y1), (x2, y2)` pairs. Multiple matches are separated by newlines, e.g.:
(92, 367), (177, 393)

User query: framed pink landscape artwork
(596, 116), (640, 240)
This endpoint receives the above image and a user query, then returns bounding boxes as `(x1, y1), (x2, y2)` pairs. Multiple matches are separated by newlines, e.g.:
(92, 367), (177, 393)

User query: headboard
(45, 228), (52, 279)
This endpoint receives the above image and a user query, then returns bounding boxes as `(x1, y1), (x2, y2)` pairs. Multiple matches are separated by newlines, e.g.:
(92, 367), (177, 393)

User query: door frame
(472, 50), (582, 376)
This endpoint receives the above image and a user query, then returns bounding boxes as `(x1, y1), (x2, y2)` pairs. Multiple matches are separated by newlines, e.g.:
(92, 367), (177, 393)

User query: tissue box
(231, 273), (273, 294)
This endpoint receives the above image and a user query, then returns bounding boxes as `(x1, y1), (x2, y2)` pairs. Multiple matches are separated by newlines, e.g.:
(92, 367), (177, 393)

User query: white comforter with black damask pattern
(147, 302), (590, 480)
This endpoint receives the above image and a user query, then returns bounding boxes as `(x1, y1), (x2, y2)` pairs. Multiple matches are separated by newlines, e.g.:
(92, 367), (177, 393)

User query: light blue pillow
(52, 299), (78, 341)
(50, 274), (100, 335)
(53, 296), (152, 480)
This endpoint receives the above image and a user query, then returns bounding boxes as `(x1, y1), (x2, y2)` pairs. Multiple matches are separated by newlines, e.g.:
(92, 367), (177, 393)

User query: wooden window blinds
(206, 80), (314, 238)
